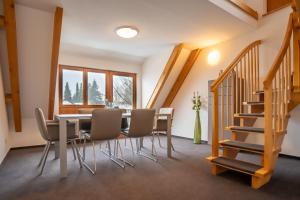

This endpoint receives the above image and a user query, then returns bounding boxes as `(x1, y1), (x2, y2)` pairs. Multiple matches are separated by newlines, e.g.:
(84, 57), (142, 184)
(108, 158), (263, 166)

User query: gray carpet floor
(0, 136), (300, 200)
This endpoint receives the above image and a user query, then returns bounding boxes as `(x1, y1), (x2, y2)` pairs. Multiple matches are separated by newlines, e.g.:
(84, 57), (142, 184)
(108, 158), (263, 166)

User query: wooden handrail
(211, 40), (261, 92)
(227, 0), (259, 20)
(263, 14), (293, 88)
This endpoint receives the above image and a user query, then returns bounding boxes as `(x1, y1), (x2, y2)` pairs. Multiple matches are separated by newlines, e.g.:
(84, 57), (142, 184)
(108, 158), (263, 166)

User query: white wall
(0, 68), (10, 164)
(58, 52), (143, 110)
(141, 46), (174, 108)
(6, 5), (54, 148)
(170, 7), (300, 156)
(154, 48), (191, 110)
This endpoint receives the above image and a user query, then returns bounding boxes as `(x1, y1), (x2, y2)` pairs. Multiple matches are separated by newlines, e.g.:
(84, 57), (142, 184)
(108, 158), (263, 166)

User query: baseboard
(0, 147), (11, 165)
(10, 144), (46, 150)
(279, 153), (300, 160)
(159, 133), (208, 144)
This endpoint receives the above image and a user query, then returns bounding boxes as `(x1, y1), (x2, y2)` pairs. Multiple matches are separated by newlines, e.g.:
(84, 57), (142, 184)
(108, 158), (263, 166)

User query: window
(62, 69), (83, 105)
(88, 72), (106, 105)
(113, 75), (134, 109)
(59, 65), (136, 114)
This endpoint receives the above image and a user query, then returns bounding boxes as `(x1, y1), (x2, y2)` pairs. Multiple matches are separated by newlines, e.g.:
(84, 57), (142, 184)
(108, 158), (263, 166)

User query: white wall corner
(209, 0), (259, 27)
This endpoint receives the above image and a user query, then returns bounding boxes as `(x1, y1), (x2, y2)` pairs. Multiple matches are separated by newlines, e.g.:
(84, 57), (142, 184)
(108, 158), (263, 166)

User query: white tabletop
(56, 113), (171, 120)
(56, 114), (92, 120)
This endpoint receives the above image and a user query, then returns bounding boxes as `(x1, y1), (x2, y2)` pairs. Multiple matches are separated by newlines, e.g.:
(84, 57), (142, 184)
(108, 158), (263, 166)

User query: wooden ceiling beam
(163, 48), (201, 107)
(4, 0), (22, 132)
(48, 7), (63, 120)
(228, 0), (259, 20)
(146, 43), (184, 109)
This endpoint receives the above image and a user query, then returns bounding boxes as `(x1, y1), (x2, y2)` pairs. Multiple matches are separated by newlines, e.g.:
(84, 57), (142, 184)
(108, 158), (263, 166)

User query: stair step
(227, 126), (264, 133)
(220, 140), (264, 154)
(243, 101), (264, 105)
(212, 157), (262, 175)
(234, 113), (264, 118)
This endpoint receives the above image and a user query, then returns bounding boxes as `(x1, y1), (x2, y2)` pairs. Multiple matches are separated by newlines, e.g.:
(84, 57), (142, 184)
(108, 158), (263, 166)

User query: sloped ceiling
(16, 0), (253, 63)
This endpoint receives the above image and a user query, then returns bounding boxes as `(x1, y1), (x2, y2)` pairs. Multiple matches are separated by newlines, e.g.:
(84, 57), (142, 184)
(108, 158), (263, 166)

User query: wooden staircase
(208, 3), (300, 189)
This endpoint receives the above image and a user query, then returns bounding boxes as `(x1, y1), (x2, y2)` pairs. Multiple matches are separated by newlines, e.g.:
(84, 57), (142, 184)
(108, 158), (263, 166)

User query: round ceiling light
(115, 26), (139, 39)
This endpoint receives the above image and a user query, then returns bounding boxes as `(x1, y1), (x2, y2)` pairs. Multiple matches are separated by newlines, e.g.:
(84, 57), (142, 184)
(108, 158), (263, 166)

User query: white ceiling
(16, 0), (253, 63)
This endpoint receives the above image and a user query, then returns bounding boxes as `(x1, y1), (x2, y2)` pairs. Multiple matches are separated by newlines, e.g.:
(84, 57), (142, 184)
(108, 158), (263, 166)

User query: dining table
(55, 112), (173, 178)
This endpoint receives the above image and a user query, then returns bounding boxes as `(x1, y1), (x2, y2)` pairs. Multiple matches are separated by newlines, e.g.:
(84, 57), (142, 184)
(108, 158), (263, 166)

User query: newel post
(212, 89), (219, 158)
(263, 84), (273, 171)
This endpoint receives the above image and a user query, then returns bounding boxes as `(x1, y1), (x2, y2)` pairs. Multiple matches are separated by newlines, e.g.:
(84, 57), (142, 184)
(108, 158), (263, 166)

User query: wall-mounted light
(115, 26), (139, 39)
(208, 50), (220, 65)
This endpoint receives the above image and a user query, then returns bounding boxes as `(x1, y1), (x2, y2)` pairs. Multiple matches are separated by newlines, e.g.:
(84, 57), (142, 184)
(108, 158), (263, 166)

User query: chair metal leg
(115, 139), (134, 167)
(113, 139), (117, 157)
(137, 137), (158, 162)
(135, 138), (140, 154)
(129, 138), (135, 162)
(156, 133), (162, 148)
(70, 142), (77, 160)
(93, 141), (96, 173)
(39, 142), (50, 175)
(116, 139), (127, 167)
(171, 143), (175, 151)
(37, 142), (50, 167)
(101, 140), (125, 168)
(73, 140), (83, 168)
(82, 141), (97, 175)
(107, 140), (112, 156)
(82, 137), (86, 161)
(151, 134), (155, 154)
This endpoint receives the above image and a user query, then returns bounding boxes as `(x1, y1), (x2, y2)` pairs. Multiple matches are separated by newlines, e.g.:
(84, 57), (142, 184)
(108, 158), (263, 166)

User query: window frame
(59, 65), (137, 114)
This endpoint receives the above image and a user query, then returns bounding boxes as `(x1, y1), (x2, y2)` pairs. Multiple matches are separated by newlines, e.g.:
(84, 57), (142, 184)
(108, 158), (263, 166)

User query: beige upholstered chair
(121, 109), (157, 164)
(35, 108), (82, 175)
(82, 109), (123, 174)
(153, 107), (175, 151)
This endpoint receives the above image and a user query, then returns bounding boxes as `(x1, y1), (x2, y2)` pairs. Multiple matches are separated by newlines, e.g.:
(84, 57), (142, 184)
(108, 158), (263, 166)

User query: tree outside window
(113, 75), (133, 109)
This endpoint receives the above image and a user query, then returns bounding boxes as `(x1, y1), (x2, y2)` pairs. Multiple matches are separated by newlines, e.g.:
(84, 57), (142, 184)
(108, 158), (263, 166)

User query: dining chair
(121, 109), (157, 165)
(153, 107), (175, 151)
(34, 108), (82, 175)
(81, 109), (124, 174)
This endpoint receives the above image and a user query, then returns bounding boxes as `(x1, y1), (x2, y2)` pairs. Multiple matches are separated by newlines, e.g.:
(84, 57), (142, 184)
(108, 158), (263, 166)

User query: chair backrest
(90, 109), (122, 140)
(34, 108), (50, 141)
(78, 108), (96, 114)
(158, 107), (174, 120)
(128, 109), (155, 138)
